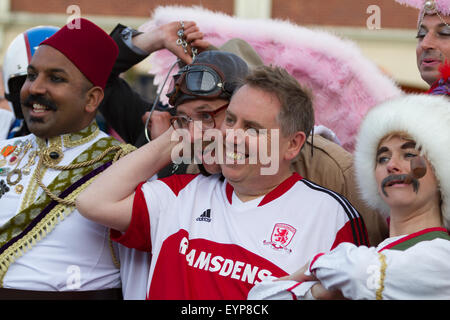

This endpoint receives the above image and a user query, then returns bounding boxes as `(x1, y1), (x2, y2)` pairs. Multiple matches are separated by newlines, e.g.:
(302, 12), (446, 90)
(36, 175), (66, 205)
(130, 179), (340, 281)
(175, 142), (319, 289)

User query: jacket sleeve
(98, 24), (152, 147)
(308, 239), (450, 300)
(307, 243), (380, 299)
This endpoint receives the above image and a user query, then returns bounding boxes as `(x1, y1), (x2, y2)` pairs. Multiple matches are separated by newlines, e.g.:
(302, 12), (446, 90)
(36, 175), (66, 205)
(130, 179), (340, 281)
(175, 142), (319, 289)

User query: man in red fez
(0, 18), (137, 299)
(21, 18), (116, 139)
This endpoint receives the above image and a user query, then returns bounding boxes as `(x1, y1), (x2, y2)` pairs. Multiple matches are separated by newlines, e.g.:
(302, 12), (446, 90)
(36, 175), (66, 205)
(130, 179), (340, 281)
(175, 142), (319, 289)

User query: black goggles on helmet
(167, 63), (231, 106)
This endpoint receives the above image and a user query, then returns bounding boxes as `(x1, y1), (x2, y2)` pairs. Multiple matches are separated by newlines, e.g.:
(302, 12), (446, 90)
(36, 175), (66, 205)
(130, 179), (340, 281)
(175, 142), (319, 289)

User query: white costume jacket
(0, 123), (149, 298)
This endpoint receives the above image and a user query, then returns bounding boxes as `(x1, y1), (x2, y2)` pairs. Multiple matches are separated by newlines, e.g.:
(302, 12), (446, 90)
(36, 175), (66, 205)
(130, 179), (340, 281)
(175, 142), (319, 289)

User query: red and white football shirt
(111, 172), (368, 300)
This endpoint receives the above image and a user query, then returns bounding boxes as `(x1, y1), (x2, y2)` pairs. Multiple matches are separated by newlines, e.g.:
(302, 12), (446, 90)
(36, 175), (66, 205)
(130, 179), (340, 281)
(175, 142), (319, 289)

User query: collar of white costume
(377, 227), (450, 252)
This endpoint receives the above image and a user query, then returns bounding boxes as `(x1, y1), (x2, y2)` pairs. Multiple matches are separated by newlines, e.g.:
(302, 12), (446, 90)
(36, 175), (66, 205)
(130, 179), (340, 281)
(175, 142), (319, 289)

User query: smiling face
(176, 97), (229, 174)
(219, 85), (297, 189)
(20, 45), (100, 139)
(375, 135), (440, 215)
(416, 14), (450, 86)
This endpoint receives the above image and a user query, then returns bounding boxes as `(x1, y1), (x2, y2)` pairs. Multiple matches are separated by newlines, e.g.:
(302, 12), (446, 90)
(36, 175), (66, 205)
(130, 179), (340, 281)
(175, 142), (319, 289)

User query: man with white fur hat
(249, 94), (450, 299)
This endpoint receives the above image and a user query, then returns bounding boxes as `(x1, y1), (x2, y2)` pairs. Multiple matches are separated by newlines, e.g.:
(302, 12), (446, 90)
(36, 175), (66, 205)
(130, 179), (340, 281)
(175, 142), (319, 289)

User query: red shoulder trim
(225, 182), (234, 204)
(110, 181), (151, 252)
(330, 218), (369, 249)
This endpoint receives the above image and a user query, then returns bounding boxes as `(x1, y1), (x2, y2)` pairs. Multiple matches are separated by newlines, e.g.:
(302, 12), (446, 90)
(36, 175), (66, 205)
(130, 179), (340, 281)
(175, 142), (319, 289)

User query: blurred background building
(0, 0), (425, 104)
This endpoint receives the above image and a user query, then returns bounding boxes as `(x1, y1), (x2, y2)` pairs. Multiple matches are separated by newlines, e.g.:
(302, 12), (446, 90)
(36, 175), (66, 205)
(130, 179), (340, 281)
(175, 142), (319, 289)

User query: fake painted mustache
(380, 156), (427, 197)
(381, 174), (420, 197)
(22, 94), (58, 111)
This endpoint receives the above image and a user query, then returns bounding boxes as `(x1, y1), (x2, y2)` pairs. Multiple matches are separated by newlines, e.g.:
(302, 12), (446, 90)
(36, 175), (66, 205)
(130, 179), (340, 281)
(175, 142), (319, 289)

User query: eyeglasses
(170, 103), (229, 131)
(166, 63), (231, 106)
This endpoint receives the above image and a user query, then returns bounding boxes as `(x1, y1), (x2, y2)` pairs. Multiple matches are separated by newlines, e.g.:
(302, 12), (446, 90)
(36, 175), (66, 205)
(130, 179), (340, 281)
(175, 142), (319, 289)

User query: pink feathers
(395, 0), (427, 8)
(141, 6), (402, 152)
(395, 0), (450, 16)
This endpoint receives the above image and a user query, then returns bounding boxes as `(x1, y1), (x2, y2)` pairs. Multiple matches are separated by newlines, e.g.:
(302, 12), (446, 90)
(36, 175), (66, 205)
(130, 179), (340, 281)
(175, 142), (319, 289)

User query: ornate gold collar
(36, 122), (100, 149)
(35, 122), (100, 166)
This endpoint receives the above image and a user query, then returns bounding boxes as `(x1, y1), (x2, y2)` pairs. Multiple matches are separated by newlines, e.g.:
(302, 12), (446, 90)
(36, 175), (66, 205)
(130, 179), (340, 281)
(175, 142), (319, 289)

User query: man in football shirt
(77, 63), (368, 300)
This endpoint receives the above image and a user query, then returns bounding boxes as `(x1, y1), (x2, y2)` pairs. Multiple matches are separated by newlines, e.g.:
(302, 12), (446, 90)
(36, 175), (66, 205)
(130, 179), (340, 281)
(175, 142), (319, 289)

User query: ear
(284, 131), (307, 161)
(84, 86), (104, 114)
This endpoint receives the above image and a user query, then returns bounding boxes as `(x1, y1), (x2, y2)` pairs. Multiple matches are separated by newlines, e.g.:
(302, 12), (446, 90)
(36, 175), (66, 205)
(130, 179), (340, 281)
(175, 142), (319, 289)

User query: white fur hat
(354, 94), (450, 228)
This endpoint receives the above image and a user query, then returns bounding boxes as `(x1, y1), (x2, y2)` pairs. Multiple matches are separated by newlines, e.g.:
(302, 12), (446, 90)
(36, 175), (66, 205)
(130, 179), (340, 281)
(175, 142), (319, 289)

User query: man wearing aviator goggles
(167, 64), (232, 106)
(167, 63), (233, 133)
(164, 49), (249, 175)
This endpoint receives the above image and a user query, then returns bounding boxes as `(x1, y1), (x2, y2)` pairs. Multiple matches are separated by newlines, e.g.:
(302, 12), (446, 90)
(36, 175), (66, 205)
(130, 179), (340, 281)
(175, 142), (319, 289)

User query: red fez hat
(41, 18), (118, 89)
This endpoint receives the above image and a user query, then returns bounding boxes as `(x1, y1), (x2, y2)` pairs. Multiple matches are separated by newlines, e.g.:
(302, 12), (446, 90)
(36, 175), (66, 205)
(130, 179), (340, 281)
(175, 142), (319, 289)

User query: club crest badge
(263, 223), (296, 253)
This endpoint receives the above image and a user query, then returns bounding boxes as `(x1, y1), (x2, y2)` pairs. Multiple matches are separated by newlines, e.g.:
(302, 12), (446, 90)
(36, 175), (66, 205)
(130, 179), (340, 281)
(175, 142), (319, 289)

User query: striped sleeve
(300, 179), (370, 248)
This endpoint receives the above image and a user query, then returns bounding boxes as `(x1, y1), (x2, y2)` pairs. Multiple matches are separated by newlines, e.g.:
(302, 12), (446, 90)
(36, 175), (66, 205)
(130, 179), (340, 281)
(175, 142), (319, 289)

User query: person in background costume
(1, 26), (59, 140)
(0, 18), (137, 299)
(396, 0), (450, 88)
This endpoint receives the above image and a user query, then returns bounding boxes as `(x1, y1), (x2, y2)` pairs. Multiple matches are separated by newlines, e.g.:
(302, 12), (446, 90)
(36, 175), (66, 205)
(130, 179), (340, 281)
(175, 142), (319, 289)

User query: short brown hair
(243, 65), (314, 138)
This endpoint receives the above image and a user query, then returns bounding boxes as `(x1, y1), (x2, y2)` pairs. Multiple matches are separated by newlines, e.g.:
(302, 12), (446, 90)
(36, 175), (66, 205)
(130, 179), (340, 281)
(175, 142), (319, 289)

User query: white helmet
(3, 25), (59, 118)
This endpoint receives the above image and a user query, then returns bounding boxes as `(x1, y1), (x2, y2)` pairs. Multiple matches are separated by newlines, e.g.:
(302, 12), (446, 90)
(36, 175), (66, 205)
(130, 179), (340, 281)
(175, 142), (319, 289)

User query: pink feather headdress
(140, 6), (402, 152)
(395, 0), (450, 15)
(396, 0), (450, 28)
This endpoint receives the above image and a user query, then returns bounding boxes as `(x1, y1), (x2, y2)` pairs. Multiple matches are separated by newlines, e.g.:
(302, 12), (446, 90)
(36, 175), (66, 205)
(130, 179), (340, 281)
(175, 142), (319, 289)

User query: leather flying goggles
(167, 63), (231, 106)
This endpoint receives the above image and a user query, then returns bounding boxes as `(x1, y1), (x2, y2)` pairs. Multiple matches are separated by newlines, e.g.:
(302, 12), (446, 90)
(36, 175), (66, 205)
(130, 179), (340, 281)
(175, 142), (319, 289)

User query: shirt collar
(36, 122), (100, 150)
(225, 172), (303, 207)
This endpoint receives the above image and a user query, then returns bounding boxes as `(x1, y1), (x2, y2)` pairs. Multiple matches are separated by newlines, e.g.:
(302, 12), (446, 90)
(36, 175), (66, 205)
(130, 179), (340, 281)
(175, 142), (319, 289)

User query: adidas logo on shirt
(196, 209), (211, 222)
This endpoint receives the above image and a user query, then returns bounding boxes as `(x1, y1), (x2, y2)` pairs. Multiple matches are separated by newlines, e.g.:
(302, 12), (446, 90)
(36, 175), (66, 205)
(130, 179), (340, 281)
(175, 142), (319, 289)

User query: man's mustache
(22, 94), (58, 111)
(420, 51), (445, 62)
(380, 174), (420, 197)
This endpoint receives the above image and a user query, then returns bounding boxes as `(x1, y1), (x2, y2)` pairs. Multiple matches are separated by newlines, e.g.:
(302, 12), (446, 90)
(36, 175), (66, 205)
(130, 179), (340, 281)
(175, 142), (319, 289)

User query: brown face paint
(410, 156), (427, 179)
